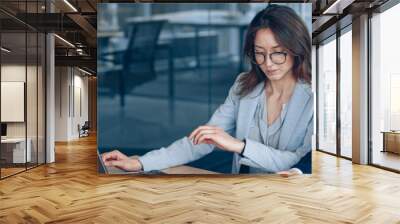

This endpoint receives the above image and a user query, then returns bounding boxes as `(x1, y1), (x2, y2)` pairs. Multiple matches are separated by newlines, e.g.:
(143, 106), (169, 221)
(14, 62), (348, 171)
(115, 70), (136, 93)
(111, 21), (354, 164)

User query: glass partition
(1, 30), (28, 178)
(0, 1), (46, 179)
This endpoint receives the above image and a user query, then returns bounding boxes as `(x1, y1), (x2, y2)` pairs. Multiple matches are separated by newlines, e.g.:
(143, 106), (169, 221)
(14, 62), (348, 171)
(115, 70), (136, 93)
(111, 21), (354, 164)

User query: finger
(104, 160), (125, 168)
(188, 126), (202, 140)
(193, 126), (220, 144)
(194, 129), (217, 144)
(204, 139), (214, 144)
(197, 133), (216, 145)
(102, 151), (117, 162)
(102, 151), (120, 162)
(197, 138), (216, 145)
(189, 125), (218, 140)
(112, 150), (129, 160)
(277, 169), (302, 177)
(276, 171), (291, 178)
(102, 150), (125, 162)
(189, 125), (210, 140)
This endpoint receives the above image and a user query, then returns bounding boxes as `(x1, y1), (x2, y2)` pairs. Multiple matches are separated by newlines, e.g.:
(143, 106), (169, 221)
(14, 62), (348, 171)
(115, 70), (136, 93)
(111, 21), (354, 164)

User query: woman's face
(253, 28), (294, 81)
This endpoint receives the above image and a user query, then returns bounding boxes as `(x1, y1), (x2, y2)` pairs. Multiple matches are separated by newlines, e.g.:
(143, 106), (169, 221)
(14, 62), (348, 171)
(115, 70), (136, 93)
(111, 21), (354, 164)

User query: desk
(381, 131), (400, 154)
(1, 138), (31, 163)
(100, 155), (219, 175)
(104, 165), (218, 175)
(132, 155), (219, 174)
(162, 165), (219, 174)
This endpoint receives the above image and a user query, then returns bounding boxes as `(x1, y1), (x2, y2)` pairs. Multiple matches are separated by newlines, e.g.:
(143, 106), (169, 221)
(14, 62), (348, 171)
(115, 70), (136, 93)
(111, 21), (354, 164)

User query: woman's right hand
(101, 150), (143, 172)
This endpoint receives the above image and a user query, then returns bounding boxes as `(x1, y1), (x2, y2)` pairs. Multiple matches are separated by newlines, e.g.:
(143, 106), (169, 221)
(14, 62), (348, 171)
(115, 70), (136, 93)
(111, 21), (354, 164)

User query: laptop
(97, 150), (163, 175)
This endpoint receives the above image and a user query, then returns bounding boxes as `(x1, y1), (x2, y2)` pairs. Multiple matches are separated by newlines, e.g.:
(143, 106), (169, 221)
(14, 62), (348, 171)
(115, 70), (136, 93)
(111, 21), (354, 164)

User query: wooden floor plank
(0, 134), (400, 223)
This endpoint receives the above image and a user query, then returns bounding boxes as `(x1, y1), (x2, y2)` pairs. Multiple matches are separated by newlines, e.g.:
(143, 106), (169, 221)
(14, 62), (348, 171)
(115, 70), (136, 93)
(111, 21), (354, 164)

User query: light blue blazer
(138, 73), (314, 173)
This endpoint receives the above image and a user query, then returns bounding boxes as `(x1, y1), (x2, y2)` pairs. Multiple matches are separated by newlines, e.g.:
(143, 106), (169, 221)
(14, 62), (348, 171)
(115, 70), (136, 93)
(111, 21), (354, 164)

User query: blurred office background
(97, 3), (311, 173)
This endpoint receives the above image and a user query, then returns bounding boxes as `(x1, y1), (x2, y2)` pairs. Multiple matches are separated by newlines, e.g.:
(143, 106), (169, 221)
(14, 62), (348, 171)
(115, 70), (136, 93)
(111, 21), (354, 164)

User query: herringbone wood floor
(1, 135), (400, 224)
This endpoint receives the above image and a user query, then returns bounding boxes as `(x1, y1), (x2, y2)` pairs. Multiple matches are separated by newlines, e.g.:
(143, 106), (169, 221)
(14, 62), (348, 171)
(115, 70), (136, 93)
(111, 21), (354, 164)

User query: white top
(247, 90), (288, 173)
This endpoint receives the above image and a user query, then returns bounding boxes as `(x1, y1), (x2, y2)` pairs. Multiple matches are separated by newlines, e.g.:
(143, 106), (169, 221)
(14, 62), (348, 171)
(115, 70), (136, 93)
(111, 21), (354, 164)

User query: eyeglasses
(250, 51), (288, 65)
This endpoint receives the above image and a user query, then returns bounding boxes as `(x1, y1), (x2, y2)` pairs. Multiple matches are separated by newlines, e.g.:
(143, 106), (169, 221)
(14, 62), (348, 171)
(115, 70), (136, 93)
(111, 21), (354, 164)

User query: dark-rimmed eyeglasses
(250, 51), (288, 65)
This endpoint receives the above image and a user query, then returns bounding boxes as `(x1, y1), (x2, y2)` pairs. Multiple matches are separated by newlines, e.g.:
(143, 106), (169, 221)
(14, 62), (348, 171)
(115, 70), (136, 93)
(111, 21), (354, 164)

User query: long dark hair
(238, 4), (311, 97)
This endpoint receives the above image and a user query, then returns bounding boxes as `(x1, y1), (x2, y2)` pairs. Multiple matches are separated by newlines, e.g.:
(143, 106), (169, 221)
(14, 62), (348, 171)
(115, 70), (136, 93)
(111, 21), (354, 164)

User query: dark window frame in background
(368, 0), (400, 173)
(315, 0), (400, 173)
(315, 22), (353, 161)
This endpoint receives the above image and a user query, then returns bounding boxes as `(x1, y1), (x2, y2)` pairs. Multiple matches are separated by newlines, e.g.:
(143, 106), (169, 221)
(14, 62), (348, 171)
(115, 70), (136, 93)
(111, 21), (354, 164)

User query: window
(339, 27), (352, 158)
(317, 35), (337, 155)
(370, 2), (400, 171)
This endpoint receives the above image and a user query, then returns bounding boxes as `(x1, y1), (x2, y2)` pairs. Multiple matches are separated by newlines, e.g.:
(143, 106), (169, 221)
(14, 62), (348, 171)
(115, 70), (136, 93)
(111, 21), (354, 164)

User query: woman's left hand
(276, 168), (303, 177)
(188, 125), (245, 153)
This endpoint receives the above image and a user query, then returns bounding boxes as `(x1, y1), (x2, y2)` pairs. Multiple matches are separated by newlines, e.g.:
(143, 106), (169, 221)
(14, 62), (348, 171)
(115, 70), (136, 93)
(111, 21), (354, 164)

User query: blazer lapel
(237, 81), (264, 139)
(278, 83), (311, 150)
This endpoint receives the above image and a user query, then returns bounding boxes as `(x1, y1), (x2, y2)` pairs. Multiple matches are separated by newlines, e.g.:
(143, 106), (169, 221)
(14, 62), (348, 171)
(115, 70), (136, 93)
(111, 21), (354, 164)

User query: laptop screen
(97, 150), (109, 174)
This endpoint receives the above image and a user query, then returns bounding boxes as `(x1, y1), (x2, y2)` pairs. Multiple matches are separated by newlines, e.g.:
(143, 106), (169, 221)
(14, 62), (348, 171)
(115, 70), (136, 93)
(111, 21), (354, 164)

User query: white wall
(1, 65), (37, 138)
(1, 64), (26, 81)
(55, 67), (89, 141)
(1, 66), (26, 138)
(71, 72), (89, 138)
(55, 66), (69, 141)
(1, 82), (25, 122)
(1, 63), (46, 164)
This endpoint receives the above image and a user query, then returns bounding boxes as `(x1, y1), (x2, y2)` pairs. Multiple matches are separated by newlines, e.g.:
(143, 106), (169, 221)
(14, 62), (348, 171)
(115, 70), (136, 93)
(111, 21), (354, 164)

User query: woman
(102, 5), (313, 175)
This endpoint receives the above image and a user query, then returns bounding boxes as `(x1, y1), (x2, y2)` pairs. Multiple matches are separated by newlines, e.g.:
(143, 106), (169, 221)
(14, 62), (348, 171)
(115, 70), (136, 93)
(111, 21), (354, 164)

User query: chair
(292, 151), (312, 174)
(78, 121), (90, 138)
(100, 20), (166, 106)
(238, 151), (312, 174)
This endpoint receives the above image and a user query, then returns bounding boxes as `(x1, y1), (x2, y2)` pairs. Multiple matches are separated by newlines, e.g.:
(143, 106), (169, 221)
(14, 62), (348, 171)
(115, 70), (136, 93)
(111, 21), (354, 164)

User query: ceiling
(0, 0), (394, 74)
(311, 0), (390, 43)
(0, 0), (98, 73)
